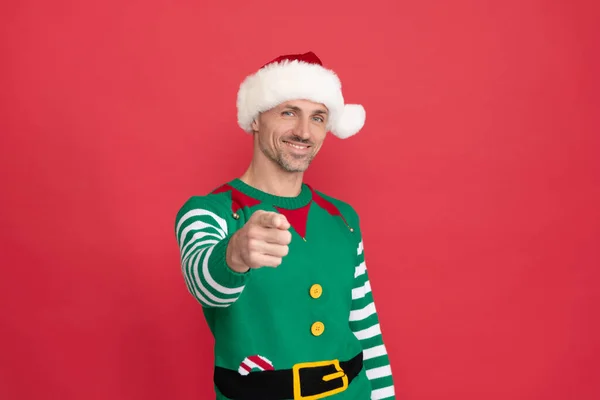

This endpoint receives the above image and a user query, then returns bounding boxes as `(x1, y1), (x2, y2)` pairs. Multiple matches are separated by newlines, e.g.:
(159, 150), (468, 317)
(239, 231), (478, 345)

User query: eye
(282, 111), (294, 117)
(313, 116), (324, 123)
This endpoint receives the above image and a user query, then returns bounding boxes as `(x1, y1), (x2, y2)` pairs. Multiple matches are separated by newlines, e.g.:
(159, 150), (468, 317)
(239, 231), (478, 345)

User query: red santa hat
(236, 52), (366, 139)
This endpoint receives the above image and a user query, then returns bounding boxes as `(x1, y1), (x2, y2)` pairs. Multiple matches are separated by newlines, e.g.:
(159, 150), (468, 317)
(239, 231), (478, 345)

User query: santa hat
(236, 52), (366, 139)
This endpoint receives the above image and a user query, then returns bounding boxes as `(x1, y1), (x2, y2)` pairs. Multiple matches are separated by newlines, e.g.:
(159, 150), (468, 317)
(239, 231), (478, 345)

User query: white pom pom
(331, 104), (366, 139)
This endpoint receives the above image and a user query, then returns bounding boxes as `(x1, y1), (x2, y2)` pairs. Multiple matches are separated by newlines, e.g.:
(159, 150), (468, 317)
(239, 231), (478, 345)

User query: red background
(1, 1), (599, 399)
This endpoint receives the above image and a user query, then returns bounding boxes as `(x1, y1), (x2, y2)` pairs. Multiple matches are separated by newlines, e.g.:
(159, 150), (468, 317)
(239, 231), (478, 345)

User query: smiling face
(251, 99), (329, 173)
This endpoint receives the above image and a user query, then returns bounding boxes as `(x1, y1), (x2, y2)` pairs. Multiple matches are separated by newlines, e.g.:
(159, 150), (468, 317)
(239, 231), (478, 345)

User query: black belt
(214, 352), (363, 400)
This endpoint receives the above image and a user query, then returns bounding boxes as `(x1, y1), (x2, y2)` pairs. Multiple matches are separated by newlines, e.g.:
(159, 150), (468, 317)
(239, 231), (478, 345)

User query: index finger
(256, 211), (284, 229)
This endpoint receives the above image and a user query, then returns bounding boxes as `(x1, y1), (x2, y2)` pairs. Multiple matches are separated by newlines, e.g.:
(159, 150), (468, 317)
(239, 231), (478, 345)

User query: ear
(251, 118), (259, 132)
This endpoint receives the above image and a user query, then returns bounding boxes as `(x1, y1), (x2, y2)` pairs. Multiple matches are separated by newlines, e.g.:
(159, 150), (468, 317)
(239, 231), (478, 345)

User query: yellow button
(309, 284), (323, 299)
(311, 321), (325, 336)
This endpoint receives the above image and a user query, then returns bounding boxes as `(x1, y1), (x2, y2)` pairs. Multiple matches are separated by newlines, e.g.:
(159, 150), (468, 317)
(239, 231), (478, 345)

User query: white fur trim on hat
(236, 59), (365, 139)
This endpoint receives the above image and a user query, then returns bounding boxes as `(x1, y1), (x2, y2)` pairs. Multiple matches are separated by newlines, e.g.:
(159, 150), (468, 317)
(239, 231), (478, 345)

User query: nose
(293, 116), (312, 140)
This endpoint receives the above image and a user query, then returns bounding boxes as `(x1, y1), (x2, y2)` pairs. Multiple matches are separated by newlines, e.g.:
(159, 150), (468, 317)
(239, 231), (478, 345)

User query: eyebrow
(285, 105), (328, 115)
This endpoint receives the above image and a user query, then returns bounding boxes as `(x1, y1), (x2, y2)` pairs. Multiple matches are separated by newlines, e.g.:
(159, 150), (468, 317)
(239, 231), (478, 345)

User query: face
(251, 99), (329, 173)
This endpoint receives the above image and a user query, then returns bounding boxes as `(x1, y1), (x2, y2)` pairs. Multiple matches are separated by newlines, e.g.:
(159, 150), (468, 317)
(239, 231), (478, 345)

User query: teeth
(285, 142), (308, 150)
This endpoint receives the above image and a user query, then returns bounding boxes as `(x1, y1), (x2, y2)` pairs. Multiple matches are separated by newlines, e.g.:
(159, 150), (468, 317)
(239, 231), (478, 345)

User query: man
(175, 52), (395, 399)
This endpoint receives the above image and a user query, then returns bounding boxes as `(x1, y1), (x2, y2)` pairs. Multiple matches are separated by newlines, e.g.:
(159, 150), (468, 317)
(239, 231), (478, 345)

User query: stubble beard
(260, 142), (314, 173)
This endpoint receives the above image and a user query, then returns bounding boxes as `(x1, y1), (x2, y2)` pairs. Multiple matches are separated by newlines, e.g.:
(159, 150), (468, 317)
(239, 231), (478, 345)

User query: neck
(240, 156), (304, 198)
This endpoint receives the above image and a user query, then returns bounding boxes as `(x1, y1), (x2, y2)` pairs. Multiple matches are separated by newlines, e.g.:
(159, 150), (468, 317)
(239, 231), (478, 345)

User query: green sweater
(174, 178), (395, 399)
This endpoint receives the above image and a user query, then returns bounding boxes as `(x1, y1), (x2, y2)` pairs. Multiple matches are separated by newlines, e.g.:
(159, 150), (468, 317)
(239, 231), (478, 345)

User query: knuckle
(246, 225), (258, 239)
(247, 238), (259, 251)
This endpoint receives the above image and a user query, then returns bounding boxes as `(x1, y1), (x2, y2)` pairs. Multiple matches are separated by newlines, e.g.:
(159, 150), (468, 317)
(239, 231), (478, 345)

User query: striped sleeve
(349, 235), (396, 399)
(174, 197), (250, 308)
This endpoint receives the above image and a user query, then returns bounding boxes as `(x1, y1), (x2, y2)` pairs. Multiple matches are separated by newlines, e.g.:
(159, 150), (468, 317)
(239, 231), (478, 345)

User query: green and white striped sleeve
(174, 196), (250, 308)
(349, 226), (396, 399)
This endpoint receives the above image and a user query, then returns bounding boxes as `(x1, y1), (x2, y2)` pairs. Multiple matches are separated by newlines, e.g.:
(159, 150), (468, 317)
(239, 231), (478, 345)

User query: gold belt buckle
(292, 359), (349, 400)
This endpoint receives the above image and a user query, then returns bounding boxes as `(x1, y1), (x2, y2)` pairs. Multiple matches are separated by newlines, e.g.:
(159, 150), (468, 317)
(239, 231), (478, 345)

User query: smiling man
(254, 100), (328, 173)
(175, 52), (395, 399)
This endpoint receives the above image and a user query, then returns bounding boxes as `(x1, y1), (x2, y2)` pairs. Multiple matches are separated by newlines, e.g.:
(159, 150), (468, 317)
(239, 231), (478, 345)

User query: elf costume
(175, 53), (395, 399)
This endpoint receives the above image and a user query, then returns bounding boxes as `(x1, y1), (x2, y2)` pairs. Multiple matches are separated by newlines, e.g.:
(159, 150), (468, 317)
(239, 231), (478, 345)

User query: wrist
(226, 233), (250, 273)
